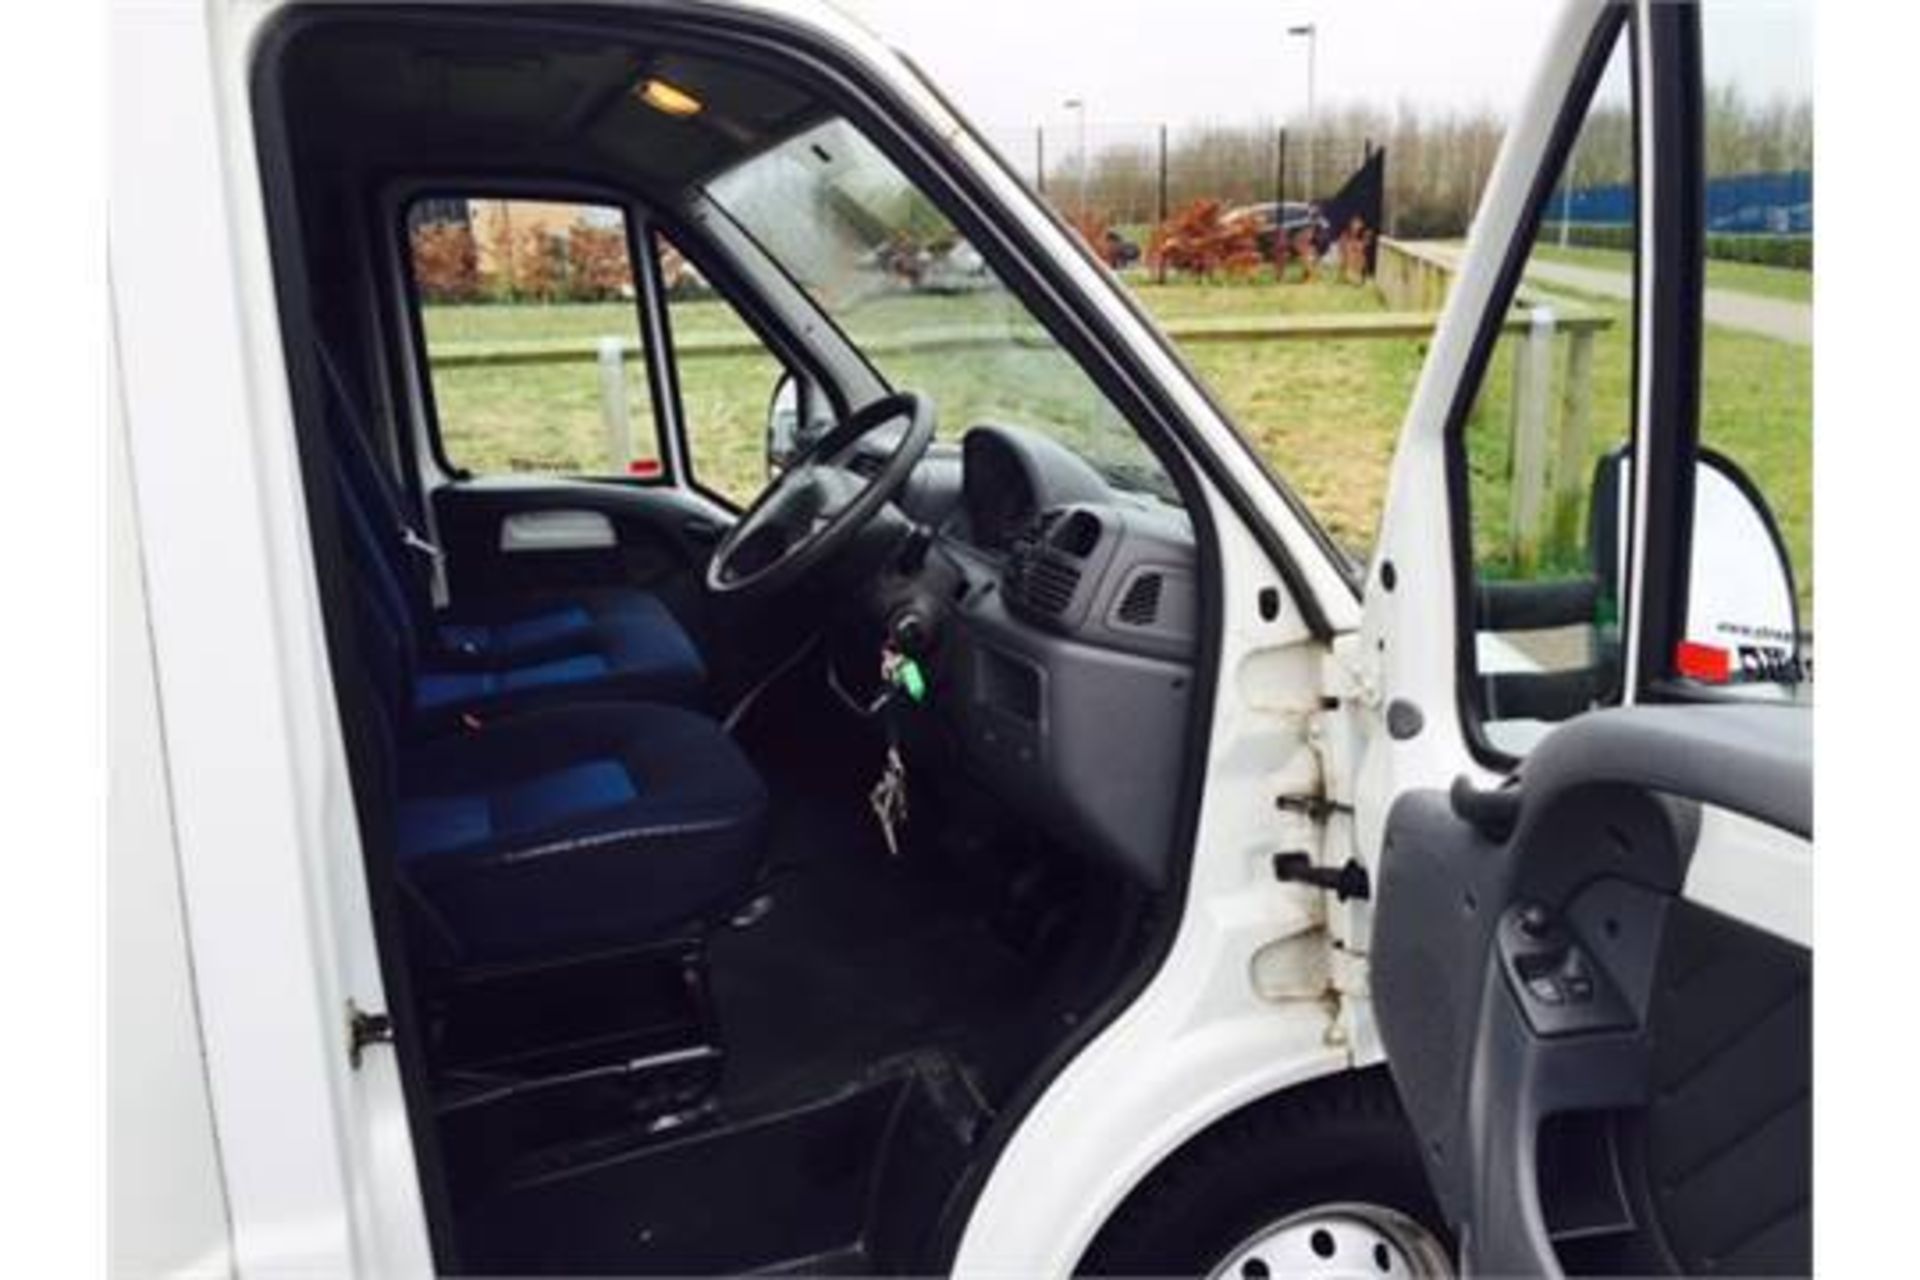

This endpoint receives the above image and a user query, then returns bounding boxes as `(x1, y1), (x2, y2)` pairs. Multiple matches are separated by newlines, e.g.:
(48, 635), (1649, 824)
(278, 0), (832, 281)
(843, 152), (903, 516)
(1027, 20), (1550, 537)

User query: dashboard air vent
(1022, 556), (1082, 616)
(1050, 509), (1103, 558)
(1115, 571), (1164, 627)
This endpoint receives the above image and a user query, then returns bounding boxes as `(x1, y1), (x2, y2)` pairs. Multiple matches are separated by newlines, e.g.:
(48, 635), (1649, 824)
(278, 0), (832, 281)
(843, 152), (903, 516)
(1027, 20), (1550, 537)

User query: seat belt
(314, 339), (449, 605)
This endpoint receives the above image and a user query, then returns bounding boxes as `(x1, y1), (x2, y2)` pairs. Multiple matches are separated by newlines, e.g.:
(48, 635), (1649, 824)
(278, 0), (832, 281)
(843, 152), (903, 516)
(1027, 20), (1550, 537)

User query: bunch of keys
(868, 648), (921, 856)
(869, 743), (909, 857)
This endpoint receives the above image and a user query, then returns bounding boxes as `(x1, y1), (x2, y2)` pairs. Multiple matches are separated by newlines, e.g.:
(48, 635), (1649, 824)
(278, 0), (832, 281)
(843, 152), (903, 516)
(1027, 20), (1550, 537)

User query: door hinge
(347, 1000), (395, 1069)
(1274, 794), (1353, 824)
(1272, 852), (1372, 902)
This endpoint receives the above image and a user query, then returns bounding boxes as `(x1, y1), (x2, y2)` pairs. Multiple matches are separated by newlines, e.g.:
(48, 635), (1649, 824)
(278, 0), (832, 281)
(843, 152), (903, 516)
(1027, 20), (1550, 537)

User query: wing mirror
(1590, 446), (1803, 689)
(766, 373), (837, 473)
(1472, 446), (1802, 750)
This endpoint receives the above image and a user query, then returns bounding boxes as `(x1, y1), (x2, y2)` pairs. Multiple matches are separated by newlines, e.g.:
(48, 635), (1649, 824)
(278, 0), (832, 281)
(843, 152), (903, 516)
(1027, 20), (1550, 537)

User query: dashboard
(865, 423), (1203, 889)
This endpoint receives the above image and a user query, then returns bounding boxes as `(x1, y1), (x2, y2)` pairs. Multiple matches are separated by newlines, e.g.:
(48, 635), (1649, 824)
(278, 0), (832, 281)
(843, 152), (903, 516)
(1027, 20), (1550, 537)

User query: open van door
(1356, 1), (1812, 1273)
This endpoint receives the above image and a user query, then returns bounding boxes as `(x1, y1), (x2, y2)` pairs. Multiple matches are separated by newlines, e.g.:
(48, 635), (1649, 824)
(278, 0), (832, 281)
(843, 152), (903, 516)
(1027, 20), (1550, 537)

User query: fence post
(1156, 123), (1169, 284)
(1274, 126), (1287, 213)
(1546, 324), (1597, 565)
(596, 335), (634, 472)
(1507, 305), (1558, 574)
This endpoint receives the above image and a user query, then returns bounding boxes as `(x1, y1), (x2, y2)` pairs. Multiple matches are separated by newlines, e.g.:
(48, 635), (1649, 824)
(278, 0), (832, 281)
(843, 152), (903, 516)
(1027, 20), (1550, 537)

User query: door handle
(682, 517), (724, 544)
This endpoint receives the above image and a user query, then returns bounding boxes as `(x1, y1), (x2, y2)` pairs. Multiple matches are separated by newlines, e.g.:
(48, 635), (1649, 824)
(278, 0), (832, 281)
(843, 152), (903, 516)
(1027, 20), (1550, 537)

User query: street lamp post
(1288, 23), (1317, 204)
(1064, 97), (1089, 219)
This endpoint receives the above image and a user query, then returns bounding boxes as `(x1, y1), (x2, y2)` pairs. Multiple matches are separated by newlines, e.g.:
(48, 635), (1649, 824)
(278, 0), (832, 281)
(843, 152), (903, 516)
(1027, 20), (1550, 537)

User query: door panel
(1630, 899), (1810, 1273)
(1371, 704), (1810, 1276)
(433, 477), (725, 607)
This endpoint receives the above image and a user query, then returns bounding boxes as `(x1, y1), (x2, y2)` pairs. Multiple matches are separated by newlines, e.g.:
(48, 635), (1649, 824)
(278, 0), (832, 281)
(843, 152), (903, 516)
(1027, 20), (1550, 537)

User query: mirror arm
(1475, 577), (1601, 632)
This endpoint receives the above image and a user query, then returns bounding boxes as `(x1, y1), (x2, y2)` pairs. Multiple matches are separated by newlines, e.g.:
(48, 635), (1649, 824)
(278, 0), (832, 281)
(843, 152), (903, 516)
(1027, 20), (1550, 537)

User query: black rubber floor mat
(707, 770), (1033, 1112)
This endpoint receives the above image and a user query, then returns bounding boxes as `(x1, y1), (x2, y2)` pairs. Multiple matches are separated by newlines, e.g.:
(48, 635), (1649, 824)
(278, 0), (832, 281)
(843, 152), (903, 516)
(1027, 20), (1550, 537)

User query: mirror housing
(1681, 451), (1803, 684)
(766, 374), (837, 473)
(1471, 445), (1802, 752)
(1590, 446), (1802, 690)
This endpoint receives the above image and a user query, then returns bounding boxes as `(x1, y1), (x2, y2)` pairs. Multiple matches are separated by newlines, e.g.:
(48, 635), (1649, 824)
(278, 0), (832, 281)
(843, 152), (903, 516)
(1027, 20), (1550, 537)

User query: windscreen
(705, 118), (1177, 502)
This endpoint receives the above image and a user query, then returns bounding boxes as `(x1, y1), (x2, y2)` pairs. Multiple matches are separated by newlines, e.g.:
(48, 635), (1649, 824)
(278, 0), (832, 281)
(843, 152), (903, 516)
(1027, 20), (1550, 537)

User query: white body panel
(110, 0), (432, 1272)
(1352, 0), (1612, 844)
(109, 326), (235, 1279)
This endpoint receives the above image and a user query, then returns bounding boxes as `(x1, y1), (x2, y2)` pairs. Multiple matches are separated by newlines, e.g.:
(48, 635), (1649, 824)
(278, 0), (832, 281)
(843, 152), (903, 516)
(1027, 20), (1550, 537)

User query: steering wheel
(705, 390), (936, 601)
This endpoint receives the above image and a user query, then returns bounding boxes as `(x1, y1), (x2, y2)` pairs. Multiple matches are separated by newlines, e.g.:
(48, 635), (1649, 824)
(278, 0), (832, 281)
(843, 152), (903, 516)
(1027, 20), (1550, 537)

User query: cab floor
(449, 670), (1080, 1274)
(708, 744), (1037, 1116)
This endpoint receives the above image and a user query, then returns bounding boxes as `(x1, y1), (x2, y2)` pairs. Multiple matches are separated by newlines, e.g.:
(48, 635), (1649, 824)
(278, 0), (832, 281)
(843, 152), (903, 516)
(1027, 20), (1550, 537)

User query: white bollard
(596, 335), (633, 472)
(1507, 304), (1558, 572)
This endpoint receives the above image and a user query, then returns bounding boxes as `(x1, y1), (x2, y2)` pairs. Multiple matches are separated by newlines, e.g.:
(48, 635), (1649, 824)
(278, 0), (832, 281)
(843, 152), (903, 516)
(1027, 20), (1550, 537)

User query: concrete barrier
(1375, 237), (1458, 311)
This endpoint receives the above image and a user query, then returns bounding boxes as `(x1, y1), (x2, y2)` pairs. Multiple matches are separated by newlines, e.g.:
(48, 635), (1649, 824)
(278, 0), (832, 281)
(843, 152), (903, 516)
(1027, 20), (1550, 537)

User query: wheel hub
(1206, 1203), (1452, 1279)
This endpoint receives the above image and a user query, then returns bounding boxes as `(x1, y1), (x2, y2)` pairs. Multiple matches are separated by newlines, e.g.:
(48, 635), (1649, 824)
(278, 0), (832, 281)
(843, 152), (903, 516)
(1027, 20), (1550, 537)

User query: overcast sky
(833, 0), (1813, 131)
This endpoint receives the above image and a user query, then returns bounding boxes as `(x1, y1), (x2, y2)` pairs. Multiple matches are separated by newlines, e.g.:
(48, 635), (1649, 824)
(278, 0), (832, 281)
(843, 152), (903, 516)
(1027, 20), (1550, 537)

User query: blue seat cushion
(395, 702), (767, 964)
(396, 759), (637, 858)
(436, 604), (596, 661)
(317, 359), (706, 722)
(413, 591), (707, 724)
(413, 655), (615, 713)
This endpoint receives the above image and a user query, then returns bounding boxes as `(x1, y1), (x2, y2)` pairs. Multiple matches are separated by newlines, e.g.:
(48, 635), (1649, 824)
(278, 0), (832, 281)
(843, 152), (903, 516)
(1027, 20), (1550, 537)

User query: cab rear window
(405, 196), (664, 478)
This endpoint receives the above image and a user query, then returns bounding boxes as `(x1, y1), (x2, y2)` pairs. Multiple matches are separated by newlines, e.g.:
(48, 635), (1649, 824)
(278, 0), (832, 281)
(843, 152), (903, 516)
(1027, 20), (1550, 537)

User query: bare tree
(1020, 84), (1808, 242)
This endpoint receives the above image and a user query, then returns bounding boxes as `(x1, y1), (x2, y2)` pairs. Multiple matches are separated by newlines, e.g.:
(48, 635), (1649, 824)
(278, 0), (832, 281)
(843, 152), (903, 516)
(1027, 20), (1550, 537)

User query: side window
(1674, 0), (1813, 697)
(1458, 32), (1636, 756)
(652, 235), (791, 508)
(405, 197), (663, 478)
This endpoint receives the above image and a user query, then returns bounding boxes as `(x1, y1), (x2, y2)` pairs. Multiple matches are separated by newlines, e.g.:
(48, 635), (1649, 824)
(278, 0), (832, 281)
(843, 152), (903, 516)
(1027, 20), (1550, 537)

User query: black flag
(1317, 148), (1387, 274)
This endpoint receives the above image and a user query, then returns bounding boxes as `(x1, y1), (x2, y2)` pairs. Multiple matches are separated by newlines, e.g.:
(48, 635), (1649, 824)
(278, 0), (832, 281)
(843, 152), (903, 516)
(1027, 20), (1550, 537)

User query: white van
(108, 0), (1810, 1275)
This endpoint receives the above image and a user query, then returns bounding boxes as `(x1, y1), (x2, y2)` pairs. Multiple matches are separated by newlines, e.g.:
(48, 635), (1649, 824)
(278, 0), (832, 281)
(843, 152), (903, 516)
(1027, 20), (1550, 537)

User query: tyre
(1080, 1069), (1454, 1278)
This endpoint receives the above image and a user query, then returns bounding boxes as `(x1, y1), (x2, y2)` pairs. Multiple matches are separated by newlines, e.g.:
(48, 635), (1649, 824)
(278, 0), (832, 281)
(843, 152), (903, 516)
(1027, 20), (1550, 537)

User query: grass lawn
(1460, 289), (1812, 617)
(1135, 279), (1427, 548)
(420, 270), (1810, 615)
(1529, 243), (1813, 305)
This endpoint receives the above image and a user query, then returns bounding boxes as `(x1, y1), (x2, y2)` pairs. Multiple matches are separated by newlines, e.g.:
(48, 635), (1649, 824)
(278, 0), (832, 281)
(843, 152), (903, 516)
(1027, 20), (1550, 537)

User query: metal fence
(980, 121), (1374, 232)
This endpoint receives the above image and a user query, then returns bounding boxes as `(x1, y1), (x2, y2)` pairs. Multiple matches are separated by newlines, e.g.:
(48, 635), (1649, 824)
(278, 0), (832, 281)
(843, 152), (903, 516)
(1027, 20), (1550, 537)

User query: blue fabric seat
(393, 702), (768, 965)
(411, 592), (706, 718)
(317, 346), (764, 963)
(322, 355), (705, 726)
(345, 531), (768, 962)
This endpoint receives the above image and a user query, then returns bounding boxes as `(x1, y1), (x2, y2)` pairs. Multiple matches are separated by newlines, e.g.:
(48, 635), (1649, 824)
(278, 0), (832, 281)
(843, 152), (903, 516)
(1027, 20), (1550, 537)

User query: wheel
(1080, 1069), (1455, 1278)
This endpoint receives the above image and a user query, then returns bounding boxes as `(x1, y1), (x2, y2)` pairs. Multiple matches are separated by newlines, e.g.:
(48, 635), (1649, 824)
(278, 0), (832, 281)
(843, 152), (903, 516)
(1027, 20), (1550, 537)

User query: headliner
(277, 10), (829, 199)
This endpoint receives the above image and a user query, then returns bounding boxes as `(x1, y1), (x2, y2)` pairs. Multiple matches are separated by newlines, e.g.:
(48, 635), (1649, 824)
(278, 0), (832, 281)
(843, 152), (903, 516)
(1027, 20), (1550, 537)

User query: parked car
(109, 1), (1809, 1277)
(917, 238), (995, 292)
(1230, 199), (1329, 255)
